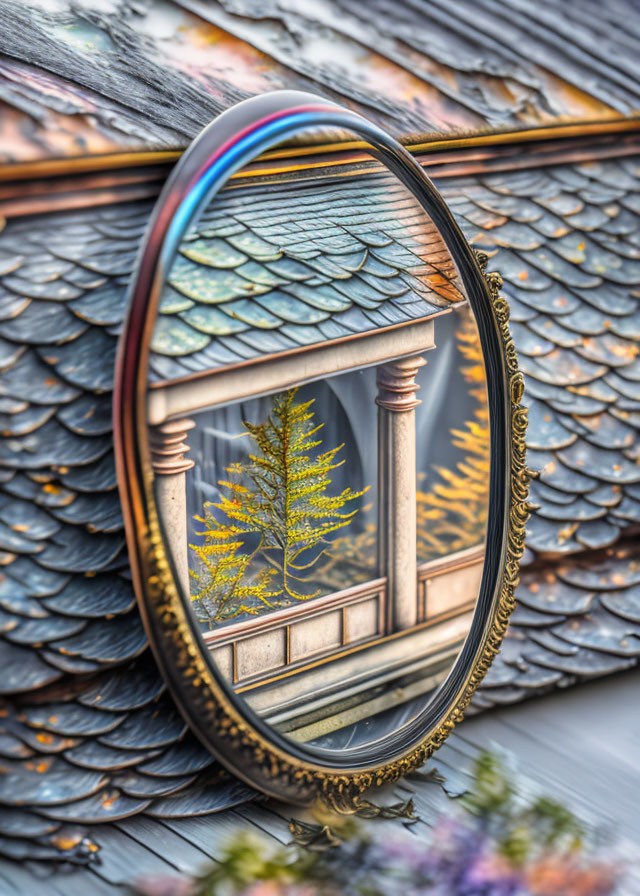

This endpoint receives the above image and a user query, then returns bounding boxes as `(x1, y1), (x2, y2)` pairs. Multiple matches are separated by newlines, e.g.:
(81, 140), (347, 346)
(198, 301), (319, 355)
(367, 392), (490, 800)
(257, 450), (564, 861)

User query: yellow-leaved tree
(190, 388), (368, 626)
(416, 308), (490, 561)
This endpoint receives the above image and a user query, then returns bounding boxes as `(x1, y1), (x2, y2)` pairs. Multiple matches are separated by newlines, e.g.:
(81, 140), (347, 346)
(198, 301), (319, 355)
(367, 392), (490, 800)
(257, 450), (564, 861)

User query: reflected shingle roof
(149, 175), (464, 381)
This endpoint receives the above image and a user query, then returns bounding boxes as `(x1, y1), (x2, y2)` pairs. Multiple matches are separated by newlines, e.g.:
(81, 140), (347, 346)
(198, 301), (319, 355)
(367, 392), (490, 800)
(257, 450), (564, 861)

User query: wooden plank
(456, 716), (607, 825)
(90, 824), (183, 886)
(0, 861), (48, 896)
(115, 816), (214, 874)
(233, 804), (293, 844)
(485, 671), (640, 775)
(160, 813), (249, 857)
(0, 860), (122, 896)
(51, 868), (122, 896)
(456, 672), (640, 839)
(396, 775), (452, 824)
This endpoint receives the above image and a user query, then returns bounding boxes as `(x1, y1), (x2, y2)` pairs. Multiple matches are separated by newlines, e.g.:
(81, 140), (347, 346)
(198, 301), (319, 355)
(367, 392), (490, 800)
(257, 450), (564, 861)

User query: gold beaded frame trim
(114, 91), (531, 809)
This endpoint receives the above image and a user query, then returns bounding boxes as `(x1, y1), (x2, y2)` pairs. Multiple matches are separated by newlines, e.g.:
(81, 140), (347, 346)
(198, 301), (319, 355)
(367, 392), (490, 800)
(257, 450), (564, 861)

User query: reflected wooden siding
(205, 545), (483, 692)
(206, 578), (387, 686)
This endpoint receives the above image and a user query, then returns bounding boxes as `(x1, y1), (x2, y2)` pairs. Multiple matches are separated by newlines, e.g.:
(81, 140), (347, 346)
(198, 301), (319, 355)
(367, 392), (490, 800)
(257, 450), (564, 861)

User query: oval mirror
(114, 91), (530, 807)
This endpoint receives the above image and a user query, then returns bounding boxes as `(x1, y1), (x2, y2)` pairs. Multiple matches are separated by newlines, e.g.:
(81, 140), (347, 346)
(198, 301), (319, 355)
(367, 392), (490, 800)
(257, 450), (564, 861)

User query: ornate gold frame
(113, 91), (531, 810)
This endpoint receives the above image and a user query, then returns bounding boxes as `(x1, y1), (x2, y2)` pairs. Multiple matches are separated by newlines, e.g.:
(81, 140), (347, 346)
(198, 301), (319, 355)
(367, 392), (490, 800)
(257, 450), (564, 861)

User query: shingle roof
(1, 0), (639, 166)
(3, 669), (639, 892)
(475, 543), (640, 709)
(449, 159), (640, 559)
(0, 153), (639, 854)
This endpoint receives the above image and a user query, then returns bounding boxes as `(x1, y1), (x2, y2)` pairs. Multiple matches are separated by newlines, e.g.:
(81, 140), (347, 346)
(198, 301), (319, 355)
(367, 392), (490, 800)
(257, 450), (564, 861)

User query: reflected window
(150, 305), (488, 736)
(147, 171), (490, 746)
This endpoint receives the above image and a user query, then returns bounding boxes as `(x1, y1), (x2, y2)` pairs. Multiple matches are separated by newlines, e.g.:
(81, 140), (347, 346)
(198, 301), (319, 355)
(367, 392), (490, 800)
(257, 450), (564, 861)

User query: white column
(376, 355), (426, 632)
(149, 418), (195, 597)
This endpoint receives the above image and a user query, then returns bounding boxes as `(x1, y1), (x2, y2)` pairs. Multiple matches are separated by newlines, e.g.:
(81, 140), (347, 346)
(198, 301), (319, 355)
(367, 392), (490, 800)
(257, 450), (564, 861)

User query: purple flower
(459, 851), (523, 896)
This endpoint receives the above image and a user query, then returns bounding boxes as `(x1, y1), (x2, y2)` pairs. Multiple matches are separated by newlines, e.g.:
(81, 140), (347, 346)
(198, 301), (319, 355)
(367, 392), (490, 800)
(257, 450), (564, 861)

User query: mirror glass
(145, 147), (489, 756)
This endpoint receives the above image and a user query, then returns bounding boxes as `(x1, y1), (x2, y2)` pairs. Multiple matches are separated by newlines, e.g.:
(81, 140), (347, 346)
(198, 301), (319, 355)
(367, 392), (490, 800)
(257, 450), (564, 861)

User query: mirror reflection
(146, 162), (489, 754)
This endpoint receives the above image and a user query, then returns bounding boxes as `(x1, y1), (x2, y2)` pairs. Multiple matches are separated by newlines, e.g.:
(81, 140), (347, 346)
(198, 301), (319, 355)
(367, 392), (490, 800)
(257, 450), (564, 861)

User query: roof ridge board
(2, 118), (640, 184)
(2, 127), (640, 221)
